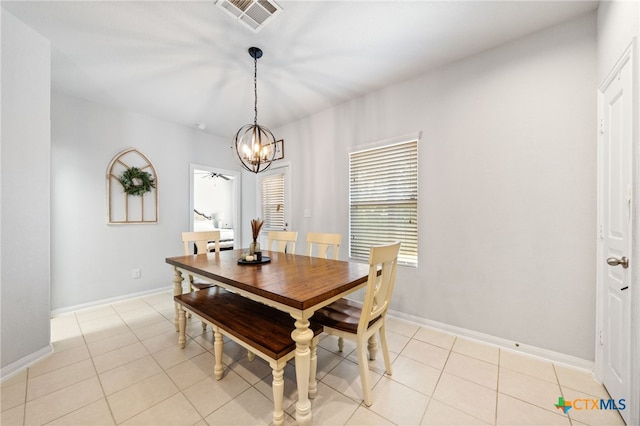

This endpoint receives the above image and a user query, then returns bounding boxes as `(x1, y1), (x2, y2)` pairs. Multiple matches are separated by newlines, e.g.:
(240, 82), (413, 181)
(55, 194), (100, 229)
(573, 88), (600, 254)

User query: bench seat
(174, 287), (323, 426)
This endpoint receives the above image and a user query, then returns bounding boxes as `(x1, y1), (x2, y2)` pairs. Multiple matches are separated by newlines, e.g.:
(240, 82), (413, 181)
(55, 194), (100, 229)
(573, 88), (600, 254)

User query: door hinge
(599, 223), (604, 239)
(627, 184), (632, 220)
(599, 329), (604, 345)
(599, 119), (606, 136)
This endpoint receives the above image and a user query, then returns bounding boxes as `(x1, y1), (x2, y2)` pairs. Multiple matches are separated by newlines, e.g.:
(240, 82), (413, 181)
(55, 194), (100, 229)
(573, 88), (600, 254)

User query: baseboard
(2, 287), (172, 383)
(0, 344), (53, 383)
(38, 290), (595, 381)
(388, 308), (595, 373)
(50, 286), (173, 318)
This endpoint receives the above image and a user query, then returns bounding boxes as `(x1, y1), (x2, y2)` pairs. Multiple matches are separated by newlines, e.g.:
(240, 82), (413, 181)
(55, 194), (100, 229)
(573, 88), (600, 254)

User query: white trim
(632, 35), (640, 426)
(389, 308), (595, 372)
(0, 344), (53, 383)
(50, 286), (172, 317)
(350, 131), (422, 155)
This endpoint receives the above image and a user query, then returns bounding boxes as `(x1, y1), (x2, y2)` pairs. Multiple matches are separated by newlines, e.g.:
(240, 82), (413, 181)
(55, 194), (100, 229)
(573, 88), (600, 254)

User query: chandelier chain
(253, 56), (258, 126)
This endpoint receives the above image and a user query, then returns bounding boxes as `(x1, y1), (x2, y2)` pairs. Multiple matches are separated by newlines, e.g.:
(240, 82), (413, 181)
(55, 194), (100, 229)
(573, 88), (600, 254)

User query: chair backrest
(359, 242), (401, 334)
(182, 230), (221, 255)
(267, 231), (298, 253)
(305, 232), (342, 260)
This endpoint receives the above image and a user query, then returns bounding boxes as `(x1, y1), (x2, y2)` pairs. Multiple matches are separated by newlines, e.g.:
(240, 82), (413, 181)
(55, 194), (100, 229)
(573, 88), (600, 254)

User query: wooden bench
(174, 287), (323, 426)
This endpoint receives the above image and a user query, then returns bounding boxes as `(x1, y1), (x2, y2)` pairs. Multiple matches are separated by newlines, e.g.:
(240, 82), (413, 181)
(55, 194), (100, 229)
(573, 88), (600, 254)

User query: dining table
(166, 248), (372, 425)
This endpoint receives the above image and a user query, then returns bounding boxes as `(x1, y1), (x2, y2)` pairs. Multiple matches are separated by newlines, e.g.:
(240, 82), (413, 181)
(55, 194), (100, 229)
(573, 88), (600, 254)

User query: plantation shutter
(349, 139), (418, 266)
(261, 172), (285, 231)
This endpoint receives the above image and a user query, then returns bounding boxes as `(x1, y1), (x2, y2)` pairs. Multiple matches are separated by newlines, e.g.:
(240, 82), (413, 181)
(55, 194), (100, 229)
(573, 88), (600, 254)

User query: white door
(257, 164), (291, 236)
(597, 45), (633, 425)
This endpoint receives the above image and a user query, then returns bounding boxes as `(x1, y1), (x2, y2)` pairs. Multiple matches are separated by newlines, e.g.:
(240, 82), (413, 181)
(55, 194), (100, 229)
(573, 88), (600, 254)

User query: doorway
(256, 164), (291, 245)
(189, 164), (241, 249)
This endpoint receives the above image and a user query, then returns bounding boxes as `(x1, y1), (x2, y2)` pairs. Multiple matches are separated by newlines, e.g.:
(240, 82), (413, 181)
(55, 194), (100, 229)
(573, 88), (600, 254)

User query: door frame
(189, 163), (242, 244)
(595, 38), (639, 426)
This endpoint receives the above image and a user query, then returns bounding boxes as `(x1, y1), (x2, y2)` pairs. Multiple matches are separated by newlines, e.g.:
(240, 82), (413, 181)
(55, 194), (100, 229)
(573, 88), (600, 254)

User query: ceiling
(2, 0), (599, 138)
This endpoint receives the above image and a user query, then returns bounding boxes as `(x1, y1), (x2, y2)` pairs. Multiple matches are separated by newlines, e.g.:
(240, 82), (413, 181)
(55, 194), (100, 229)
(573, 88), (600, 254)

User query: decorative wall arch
(107, 148), (158, 224)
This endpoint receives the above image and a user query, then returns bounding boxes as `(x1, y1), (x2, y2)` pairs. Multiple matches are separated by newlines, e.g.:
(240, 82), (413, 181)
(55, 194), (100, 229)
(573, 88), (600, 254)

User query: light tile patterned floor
(0, 290), (626, 426)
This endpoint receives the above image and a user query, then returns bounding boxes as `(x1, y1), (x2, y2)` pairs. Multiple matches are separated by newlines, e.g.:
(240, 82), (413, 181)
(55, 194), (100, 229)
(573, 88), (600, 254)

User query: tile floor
(1, 290), (626, 426)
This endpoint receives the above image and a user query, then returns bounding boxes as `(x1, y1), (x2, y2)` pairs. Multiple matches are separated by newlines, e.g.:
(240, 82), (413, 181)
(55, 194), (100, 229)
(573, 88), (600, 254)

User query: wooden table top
(166, 249), (371, 311)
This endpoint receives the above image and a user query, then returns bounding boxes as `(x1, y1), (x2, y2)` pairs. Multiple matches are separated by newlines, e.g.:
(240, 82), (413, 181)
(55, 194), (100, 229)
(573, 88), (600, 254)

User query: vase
(250, 240), (260, 255)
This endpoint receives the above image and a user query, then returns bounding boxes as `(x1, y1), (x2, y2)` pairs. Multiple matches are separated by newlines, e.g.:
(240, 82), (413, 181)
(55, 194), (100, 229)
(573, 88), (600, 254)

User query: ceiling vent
(216, 0), (282, 32)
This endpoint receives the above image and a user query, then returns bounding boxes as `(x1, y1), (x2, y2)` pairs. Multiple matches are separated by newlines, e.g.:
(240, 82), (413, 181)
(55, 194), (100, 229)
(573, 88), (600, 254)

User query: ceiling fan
(195, 171), (232, 180)
(209, 172), (231, 180)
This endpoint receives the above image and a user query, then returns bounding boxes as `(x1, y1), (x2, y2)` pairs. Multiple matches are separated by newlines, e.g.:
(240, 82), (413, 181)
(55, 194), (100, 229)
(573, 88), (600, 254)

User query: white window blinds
(261, 172), (285, 231)
(349, 139), (418, 266)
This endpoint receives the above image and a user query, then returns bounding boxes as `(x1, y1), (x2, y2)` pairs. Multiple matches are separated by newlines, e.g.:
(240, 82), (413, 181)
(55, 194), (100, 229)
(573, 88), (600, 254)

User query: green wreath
(119, 167), (155, 196)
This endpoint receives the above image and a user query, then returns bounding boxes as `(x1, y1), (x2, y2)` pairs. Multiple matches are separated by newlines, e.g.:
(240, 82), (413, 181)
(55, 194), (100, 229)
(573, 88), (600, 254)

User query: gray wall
(1, 11), (52, 371)
(597, 0), (640, 82)
(50, 93), (240, 312)
(276, 12), (598, 361)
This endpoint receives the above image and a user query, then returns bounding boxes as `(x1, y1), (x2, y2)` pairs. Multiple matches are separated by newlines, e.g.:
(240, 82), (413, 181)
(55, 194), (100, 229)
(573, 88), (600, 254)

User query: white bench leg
(214, 329), (224, 380)
(271, 365), (285, 426)
(247, 351), (256, 362)
(178, 308), (186, 349)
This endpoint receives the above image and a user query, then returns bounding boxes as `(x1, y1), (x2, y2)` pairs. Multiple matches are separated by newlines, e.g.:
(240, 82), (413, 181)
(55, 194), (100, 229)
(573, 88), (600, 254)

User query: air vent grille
(216, 0), (282, 32)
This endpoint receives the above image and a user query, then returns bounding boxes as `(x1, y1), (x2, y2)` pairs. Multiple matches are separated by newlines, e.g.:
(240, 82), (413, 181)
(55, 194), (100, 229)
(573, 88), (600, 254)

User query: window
(259, 167), (288, 232)
(349, 137), (418, 266)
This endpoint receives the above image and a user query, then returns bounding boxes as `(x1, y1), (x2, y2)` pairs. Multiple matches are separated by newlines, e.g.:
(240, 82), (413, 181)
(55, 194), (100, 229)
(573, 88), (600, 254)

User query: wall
(597, 0), (640, 82)
(50, 93), (239, 312)
(275, 12), (598, 361)
(1, 11), (52, 374)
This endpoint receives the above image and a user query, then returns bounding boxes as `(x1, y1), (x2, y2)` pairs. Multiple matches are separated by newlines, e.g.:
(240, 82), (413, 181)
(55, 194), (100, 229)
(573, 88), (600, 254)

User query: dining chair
(267, 230), (298, 253)
(311, 241), (401, 406)
(305, 232), (342, 260)
(181, 230), (221, 331)
(181, 231), (221, 291)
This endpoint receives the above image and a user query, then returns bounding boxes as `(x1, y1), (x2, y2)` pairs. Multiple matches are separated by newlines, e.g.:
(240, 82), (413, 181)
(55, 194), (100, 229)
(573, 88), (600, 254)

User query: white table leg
(309, 337), (318, 399)
(172, 267), (184, 331)
(291, 315), (314, 426)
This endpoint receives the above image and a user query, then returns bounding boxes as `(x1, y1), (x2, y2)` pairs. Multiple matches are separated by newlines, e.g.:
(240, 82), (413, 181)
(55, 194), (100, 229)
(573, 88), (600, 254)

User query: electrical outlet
(132, 268), (141, 279)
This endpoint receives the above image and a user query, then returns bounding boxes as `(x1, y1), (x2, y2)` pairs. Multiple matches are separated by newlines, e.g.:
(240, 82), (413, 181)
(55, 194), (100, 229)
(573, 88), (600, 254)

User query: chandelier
(233, 47), (277, 173)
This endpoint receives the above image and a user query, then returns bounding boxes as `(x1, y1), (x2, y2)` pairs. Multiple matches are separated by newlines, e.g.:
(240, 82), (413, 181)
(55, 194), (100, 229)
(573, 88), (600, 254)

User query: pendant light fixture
(233, 47), (277, 174)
